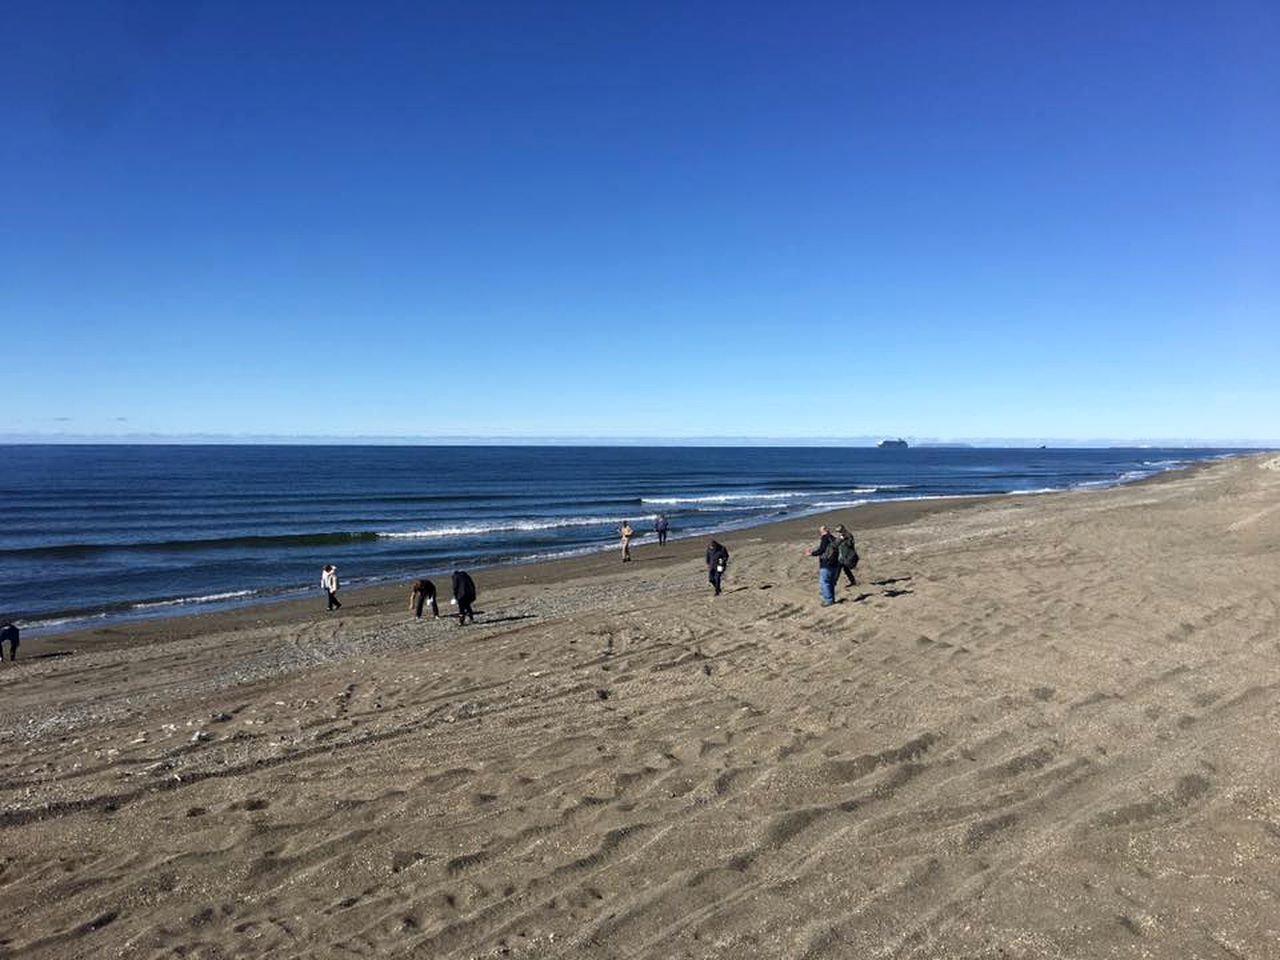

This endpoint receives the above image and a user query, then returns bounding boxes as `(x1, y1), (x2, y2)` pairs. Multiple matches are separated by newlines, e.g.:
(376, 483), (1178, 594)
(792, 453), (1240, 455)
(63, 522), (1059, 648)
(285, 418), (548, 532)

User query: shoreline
(22, 455), (1225, 657)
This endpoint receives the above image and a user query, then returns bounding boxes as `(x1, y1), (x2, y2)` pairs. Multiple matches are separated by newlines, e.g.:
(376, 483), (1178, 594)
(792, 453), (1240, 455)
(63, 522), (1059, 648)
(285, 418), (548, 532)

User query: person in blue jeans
(807, 525), (840, 606)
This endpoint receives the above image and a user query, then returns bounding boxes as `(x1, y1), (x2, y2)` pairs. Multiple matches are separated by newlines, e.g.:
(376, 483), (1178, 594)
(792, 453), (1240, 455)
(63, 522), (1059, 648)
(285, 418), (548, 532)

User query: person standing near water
(451, 570), (477, 625)
(705, 540), (729, 596)
(0, 622), (18, 661)
(655, 514), (670, 547)
(409, 579), (438, 619)
(321, 564), (342, 611)
(807, 526), (841, 606)
(619, 521), (635, 562)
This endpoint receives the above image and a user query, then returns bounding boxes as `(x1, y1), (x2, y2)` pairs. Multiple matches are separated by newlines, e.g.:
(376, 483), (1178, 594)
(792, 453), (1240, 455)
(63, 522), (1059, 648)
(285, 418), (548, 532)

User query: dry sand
(2, 454), (1278, 959)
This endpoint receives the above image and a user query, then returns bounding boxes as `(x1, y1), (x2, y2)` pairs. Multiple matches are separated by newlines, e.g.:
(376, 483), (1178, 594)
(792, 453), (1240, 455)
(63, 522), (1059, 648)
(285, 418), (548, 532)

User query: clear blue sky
(3, 1), (1277, 442)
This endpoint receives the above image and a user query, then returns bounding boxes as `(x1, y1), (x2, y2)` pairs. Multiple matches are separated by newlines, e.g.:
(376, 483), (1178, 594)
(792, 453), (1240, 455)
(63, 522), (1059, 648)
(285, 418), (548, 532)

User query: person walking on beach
(834, 524), (860, 586)
(619, 521), (635, 562)
(655, 514), (670, 547)
(451, 570), (477, 625)
(808, 525), (841, 606)
(321, 564), (342, 611)
(409, 579), (438, 619)
(705, 540), (729, 596)
(0, 622), (18, 661)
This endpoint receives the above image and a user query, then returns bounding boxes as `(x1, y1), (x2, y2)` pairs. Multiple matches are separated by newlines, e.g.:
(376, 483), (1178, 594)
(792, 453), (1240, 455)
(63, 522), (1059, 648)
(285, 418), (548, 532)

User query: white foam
(380, 516), (620, 538)
(17, 612), (109, 630)
(872, 493), (977, 503)
(642, 487), (880, 505)
(1072, 470), (1152, 490)
(131, 590), (256, 610)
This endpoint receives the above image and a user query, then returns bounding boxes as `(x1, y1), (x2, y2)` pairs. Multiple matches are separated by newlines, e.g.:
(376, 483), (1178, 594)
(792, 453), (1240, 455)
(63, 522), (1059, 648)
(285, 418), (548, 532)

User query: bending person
(409, 579), (439, 619)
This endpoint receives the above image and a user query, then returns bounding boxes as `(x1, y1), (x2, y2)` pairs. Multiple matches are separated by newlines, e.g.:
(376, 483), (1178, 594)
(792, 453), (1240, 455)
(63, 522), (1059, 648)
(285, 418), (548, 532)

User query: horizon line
(1, 433), (1275, 448)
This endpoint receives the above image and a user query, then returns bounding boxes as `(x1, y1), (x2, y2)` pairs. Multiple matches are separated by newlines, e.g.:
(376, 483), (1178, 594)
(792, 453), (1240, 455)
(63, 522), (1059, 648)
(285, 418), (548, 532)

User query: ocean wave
(1072, 469), (1153, 490)
(870, 493), (977, 504)
(3, 510), (725, 558)
(642, 487), (880, 505)
(16, 611), (109, 631)
(0, 530), (382, 559)
(131, 590), (257, 610)
(380, 516), (623, 538)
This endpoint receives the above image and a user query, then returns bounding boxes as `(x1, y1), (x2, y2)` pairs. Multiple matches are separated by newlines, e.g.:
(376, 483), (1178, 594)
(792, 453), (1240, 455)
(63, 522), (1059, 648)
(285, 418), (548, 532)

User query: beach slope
(2, 454), (1279, 958)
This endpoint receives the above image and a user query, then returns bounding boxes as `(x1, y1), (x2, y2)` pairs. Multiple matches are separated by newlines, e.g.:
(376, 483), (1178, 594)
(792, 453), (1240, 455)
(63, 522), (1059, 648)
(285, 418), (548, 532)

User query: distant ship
(877, 438), (909, 449)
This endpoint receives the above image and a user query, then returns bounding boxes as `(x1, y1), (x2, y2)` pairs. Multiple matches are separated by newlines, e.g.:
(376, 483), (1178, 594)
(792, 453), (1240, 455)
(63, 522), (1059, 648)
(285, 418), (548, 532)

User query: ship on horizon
(877, 438), (909, 448)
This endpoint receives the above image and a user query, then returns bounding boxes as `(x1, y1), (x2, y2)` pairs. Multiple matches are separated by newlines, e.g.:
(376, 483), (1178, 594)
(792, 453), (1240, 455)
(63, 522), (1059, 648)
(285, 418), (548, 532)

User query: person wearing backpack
(807, 525), (841, 606)
(451, 570), (477, 625)
(705, 539), (729, 595)
(834, 524), (860, 586)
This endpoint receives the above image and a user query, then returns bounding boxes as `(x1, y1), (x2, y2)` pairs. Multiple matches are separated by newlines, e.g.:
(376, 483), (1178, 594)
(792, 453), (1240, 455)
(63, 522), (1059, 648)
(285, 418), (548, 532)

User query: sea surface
(0, 445), (1244, 634)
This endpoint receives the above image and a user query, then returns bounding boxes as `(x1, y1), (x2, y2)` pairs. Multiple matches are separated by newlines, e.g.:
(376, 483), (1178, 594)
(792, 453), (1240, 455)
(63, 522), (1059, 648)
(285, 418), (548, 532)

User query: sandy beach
(2, 453), (1279, 958)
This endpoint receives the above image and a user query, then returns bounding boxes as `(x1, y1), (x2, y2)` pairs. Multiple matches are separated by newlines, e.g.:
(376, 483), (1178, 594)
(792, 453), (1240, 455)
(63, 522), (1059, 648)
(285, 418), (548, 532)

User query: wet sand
(2, 453), (1278, 958)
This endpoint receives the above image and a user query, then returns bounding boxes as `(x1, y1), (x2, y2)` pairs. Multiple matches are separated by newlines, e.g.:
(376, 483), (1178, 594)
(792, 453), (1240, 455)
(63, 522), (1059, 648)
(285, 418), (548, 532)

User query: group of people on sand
(809, 524), (860, 605)
(698, 525), (858, 603)
(620, 515), (861, 605)
(320, 564), (480, 626)
(319, 514), (858, 624)
(407, 571), (476, 626)
(617, 514), (669, 563)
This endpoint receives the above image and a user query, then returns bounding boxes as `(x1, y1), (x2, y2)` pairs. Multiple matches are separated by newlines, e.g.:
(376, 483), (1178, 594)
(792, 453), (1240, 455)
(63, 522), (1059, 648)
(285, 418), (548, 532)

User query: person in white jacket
(321, 564), (342, 611)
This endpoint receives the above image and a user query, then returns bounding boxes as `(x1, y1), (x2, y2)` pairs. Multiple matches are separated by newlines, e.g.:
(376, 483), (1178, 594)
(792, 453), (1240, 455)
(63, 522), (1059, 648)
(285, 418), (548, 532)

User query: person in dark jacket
(807, 525), (840, 606)
(409, 579), (438, 619)
(705, 540), (729, 595)
(451, 570), (477, 625)
(0, 622), (18, 661)
(833, 523), (859, 586)
(655, 514), (670, 547)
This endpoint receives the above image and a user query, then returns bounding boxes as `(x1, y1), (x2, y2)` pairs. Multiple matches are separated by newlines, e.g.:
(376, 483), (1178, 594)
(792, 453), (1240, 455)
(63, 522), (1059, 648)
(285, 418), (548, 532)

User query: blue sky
(3, 0), (1277, 442)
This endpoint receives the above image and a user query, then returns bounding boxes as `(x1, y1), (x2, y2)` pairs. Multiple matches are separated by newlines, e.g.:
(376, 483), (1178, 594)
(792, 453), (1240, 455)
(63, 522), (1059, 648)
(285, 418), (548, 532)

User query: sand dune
(2, 454), (1278, 958)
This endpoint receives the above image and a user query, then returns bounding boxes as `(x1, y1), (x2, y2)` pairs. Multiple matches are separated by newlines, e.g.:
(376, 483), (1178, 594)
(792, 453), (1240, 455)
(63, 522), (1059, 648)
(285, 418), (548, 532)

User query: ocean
(0, 444), (1243, 634)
